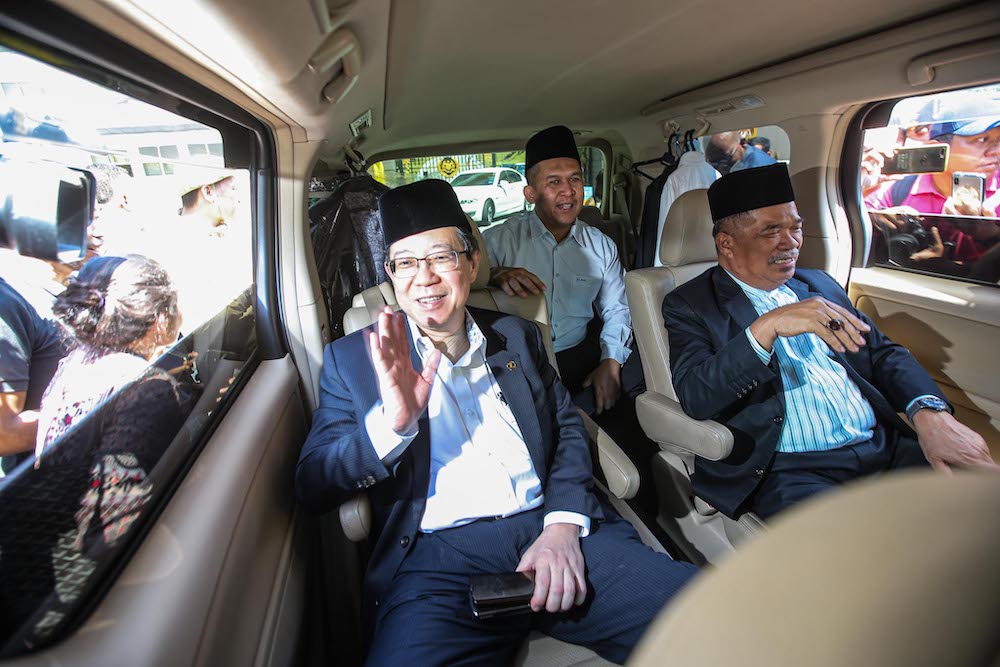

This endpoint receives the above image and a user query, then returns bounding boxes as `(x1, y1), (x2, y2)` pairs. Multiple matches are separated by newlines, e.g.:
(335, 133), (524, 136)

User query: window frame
(841, 89), (1000, 287)
(0, 0), (284, 650)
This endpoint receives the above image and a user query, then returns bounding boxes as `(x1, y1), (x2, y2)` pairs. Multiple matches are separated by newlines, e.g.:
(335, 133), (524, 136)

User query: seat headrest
(468, 215), (490, 289)
(658, 189), (717, 267)
(630, 471), (1000, 666)
(578, 205), (602, 226)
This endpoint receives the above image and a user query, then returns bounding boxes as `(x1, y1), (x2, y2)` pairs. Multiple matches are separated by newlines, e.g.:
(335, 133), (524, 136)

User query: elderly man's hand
(749, 297), (871, 355)
(368, 306), (440, 433)
(489, 267), (546, 297)
(912, 409), (1000, 473)
(516, 522), (587, 613)
(583, 358), (622, 415)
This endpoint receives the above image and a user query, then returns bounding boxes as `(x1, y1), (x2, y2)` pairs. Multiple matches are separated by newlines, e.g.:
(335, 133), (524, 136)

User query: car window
(580, 146), (607, 209)
(858, 83), (1000, 285)
(451, 172), (495, 187)
(0, 42), (258, 655)
(702, 126), (790, 176)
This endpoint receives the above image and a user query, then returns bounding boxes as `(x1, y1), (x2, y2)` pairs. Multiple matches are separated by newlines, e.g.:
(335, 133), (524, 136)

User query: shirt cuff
(744, 327), (772, 365)
(599, 341), (631, 366)
(364, 401), (418, 465)
(543, 511), (591, 538)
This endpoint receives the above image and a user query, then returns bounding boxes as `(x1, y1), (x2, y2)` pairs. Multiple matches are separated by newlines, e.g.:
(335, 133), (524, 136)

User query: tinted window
(702, 126), (789, 176)
(451, 172), (495, 187)
(0, 43), (257, 655)
(860, 83), (1000, 284)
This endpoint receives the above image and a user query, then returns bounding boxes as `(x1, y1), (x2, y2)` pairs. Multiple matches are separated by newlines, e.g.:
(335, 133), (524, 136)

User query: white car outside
(450, 167), (527, 225)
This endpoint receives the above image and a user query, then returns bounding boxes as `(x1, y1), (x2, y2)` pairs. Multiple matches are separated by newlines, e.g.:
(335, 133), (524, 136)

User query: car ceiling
(67, 0), (983, 163)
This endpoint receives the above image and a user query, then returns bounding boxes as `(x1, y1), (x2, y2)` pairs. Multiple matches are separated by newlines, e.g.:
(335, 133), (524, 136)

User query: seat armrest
(635, 392), (733, 461)
(339, 493), (372, 542)
(578, 409), (640, 500)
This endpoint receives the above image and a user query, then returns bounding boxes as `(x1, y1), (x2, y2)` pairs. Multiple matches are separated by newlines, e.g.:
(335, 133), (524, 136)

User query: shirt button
(465, 409), (475, 418)
(773, 416), (784, 424)
(555, 272), (560, 277)
(400, 536), (410, 548)
(364, 475), (376, 487)
(755, 468), (766, 478)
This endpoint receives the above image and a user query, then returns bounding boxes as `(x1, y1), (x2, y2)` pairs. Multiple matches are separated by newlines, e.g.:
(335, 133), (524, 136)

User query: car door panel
(8, 355), (307, 667)
(848, 267), (1000, 459)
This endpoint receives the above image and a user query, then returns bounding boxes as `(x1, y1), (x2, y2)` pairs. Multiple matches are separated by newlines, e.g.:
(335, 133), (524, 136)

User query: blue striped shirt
(728, 272), (876, 453)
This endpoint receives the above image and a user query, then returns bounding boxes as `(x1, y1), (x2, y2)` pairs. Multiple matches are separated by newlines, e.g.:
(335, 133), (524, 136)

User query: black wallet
(468, 572), (535, 620)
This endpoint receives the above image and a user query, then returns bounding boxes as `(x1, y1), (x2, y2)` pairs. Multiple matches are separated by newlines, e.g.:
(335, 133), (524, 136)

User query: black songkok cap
(378, 178), (472, 249)
(525, 125), (581, 172)
(707, 163), (796, 224)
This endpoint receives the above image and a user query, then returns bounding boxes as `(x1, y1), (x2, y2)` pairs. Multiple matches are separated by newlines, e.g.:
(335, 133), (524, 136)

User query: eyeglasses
(387, 249), (470, 277)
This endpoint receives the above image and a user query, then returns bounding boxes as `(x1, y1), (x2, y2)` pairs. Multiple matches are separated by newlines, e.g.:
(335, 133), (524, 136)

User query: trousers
(365, 504), (698, 666)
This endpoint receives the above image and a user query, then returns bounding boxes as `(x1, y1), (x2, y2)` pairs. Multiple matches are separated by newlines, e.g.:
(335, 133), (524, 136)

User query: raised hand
(368, 306), (440, 433)
(749, 296), (872, 355)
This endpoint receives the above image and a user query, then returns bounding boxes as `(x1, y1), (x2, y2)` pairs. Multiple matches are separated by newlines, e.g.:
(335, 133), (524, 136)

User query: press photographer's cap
(924, 91), (1000, 139)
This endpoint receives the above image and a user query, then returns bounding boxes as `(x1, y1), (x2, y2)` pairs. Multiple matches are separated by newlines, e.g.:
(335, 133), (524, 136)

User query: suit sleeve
(294, 342), (394, 514)
(807, 271), (947, 412)
(662, 291), (778, 421)
(527, 322), (602, 522)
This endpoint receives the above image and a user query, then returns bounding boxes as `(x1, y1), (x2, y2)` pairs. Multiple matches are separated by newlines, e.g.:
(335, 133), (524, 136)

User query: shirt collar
(724, 268), (790, 300)
(678, 151), (707, 167)
(406, 310), (486, 368)
(527, 210), (585, 246)
(909, 174), (945, 199)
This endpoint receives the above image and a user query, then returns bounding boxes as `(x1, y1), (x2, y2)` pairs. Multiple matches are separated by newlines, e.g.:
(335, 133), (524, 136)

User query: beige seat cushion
(629, 471), (1000, 667)
(624, 189), (733, 461)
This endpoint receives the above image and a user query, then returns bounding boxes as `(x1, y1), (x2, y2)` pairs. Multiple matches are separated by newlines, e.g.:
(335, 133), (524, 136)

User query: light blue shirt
(728, 271), (877, 453)
(365, 312), (590, 536)
(483, 211), (632, 364)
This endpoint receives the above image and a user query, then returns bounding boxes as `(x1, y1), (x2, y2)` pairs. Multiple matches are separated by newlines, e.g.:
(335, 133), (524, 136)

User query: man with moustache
(295, 179), (697, 666)
(663, 164), (997, 520)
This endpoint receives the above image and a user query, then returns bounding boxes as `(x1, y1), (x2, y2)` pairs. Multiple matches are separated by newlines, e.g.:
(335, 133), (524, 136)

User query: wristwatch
(905, 396), (951, 422)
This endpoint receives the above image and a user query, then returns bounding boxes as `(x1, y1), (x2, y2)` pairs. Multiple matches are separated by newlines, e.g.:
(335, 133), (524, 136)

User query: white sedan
(450, 167), (528, 225)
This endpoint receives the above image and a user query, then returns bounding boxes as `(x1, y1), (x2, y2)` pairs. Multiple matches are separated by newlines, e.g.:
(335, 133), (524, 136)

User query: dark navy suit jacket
(295, 307), (602, 625)
(662, 267), (944, 517)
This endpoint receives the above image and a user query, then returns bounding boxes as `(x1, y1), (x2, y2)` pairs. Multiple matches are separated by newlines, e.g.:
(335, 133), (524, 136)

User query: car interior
(0, 0), (997, 665)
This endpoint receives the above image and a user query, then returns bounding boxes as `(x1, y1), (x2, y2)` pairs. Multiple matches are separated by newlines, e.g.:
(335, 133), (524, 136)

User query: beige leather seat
(629, 471), (1000, 667)
(339, 218), (662, 666)
(579, 205), (633, 270)
(624, 189), (764, 565)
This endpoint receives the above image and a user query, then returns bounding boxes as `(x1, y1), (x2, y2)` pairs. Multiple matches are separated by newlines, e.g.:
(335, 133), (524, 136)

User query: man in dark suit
(662, 164), (997, 520)
(296, 179), (696, 666)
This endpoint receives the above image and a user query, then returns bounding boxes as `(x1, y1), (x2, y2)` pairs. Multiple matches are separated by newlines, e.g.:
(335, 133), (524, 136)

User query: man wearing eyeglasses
(295, 179), (697, 667)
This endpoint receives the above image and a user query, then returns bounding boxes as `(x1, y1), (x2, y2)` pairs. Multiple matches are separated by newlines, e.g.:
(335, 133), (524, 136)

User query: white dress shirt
(364, 312), (590, 536)
(653, 151), (720, 267)
(483, 211), (632, 364)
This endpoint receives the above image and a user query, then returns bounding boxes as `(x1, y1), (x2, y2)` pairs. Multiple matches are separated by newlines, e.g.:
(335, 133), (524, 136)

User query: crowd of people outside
(862, 86), (1000, 282)
(0, 137), (251, 646)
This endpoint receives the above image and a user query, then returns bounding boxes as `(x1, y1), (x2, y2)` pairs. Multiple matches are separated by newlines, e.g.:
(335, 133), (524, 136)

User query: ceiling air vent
(695, 95), (765, 117)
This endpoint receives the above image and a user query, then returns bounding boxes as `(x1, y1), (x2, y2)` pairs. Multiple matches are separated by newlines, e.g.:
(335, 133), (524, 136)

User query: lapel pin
(506, 361), (516, 371)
